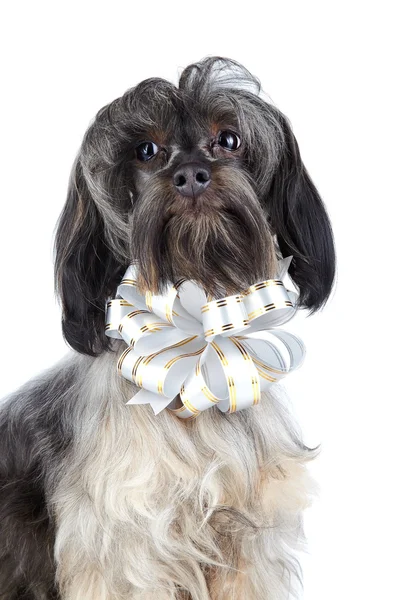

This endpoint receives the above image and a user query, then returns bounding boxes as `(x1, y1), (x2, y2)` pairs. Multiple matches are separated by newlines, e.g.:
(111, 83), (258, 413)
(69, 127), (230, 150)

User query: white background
(0, 2), (399, 598)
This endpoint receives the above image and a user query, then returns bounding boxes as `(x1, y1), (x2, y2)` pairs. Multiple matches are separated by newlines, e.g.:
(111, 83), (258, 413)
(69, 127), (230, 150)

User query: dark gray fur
(0, 359), (81, 599)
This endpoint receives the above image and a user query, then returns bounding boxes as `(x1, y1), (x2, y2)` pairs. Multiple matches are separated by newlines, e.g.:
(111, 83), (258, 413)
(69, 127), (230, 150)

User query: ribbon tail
(126, 389), (173, 415)
(276, 255), (293, 279)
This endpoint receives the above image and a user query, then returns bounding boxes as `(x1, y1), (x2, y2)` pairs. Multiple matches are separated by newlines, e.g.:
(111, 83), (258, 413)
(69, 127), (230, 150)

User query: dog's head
(55, 57), (335, 356)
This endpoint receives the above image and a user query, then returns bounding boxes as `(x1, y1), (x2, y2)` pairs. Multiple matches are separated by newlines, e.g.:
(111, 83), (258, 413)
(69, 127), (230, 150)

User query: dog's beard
(131, 165), (277, 298)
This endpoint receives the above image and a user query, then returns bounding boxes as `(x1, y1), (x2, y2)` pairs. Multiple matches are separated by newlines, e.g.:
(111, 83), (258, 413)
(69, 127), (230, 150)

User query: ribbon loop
(105, 299), (134, 339)
(105, 259), (305, 419)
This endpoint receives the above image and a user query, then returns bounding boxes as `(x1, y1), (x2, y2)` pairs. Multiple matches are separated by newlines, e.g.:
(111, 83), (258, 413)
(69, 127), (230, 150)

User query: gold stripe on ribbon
(139, 323), (170, 333)
(201, 385), (219, 404)
(174, 278), (186, 290)
(181, 384), (201, 416)
(132, 356), (145, 382)
(126, 310), (150, 318)
(256, 368), (276, 383)
(164, 346), (205, 370)
(121, 278), (136, 285)
(248, 354), (284, 376)
(165, 286), (178, 323)
(201, 295), (243, 313)
(242, 280), (284, 295)
(230, 337), (260, 405)
(194, 358), (220, 404)
(162, 335), (199, 351)
(118, 311), (166, 342)
(117, 346), (133, 375)
(145, 291), (153, 312)
(247, 301), (293, 320)
(168, 401), (187, 413)
(210, 341), (237, 412)
(204, 323), (238, 338)
(107, 299), (133, 308)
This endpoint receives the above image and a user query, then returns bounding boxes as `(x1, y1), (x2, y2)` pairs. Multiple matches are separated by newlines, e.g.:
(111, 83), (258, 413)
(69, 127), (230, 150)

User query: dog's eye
(218, 131), (241, 151)
(136, 141), (159, 161)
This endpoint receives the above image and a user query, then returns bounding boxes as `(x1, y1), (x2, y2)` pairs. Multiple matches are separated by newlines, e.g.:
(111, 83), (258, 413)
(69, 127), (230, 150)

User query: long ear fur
(54, 157), (125, 356)
(267, 114), (336, 311)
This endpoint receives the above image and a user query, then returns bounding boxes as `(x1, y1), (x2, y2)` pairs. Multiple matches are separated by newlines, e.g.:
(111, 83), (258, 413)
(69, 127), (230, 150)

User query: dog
(0, 57), (335, 599)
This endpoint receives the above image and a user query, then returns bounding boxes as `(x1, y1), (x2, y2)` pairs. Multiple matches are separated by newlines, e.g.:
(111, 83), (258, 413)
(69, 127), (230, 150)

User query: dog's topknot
(178, 56), (261, 97)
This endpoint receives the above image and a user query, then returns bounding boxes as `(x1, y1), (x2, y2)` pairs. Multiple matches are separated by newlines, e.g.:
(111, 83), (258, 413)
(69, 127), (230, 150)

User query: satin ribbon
(105, 258), (305, 419)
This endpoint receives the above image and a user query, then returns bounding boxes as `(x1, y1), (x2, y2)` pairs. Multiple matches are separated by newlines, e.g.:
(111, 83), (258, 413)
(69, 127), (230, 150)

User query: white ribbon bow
(105, 258), (305, 420)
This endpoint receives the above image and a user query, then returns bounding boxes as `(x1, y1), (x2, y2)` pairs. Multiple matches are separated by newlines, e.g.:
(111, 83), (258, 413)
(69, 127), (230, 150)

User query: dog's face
(55, 58), (335, 356)
(128, 75), (278, 301)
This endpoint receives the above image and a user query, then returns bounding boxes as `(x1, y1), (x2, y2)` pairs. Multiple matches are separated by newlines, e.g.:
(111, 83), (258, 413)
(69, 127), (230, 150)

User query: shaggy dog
(0, 57), (335, 599)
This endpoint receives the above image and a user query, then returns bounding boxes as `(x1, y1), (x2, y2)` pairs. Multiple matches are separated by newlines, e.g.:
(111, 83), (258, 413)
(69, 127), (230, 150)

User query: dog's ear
(266, 114), (336, 311)
(54, 157), (124, 356)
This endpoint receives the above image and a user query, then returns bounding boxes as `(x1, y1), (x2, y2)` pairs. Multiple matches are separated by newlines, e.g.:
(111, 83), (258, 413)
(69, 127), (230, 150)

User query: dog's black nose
(173, 162), (211, 198)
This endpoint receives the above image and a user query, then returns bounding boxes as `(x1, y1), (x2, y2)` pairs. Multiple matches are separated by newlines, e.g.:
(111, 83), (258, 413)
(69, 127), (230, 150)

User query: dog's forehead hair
(131, 78), (240, 148)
